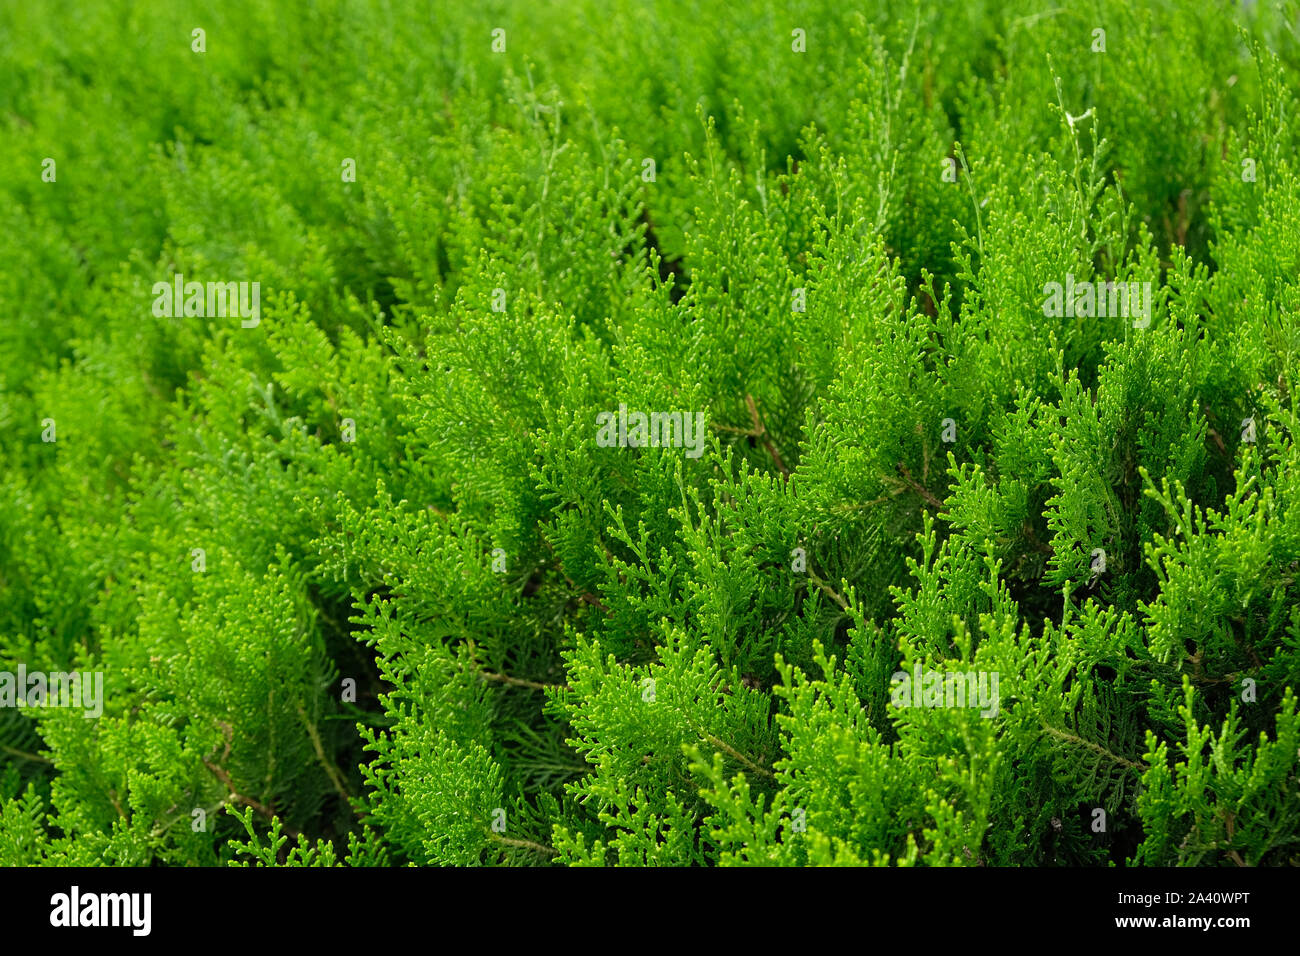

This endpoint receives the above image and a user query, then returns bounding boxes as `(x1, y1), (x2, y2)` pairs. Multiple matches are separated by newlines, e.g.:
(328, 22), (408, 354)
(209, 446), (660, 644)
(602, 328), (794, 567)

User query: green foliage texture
(1, 0), (1299, 866)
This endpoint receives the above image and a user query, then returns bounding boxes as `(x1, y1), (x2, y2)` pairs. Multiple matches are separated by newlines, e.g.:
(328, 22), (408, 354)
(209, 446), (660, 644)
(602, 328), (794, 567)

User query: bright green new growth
(1, 0), (1298, 866)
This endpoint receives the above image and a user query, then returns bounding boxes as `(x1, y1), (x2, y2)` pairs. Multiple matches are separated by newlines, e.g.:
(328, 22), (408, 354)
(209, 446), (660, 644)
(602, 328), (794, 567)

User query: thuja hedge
(2, 0), (1299, 867)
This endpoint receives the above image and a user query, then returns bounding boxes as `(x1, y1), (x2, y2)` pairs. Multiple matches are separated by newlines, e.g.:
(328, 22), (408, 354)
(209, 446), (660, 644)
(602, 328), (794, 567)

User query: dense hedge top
(2, 0), (1299, 867)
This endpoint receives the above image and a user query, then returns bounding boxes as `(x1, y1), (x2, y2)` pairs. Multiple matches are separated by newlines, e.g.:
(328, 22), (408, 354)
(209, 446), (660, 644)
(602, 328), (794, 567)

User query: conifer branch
(201, 722), (301, 837)
(1222, 813), (1247, 867)
(1041, 724), (1144, 772)
(577, 590), (610, 612)
(490, 833), (559, 856)
(0, 743), (51, 764)
(540, 537), (611, 613)
(893, 462), (945, 511)
(704, 733), (775, 779)
(297, 704), (354, 804)
(1021, 522), (1055, 556)
(466, 639), (566, 691)
(1226, 617), (1264, 669)
(745, 394), (790, 477)
(202, 756), (298, 836)
(709, 395), (790, 476)
(804, 569), (851, 611)
(830, 496), (891, 513)
(476, 670), (565, 691)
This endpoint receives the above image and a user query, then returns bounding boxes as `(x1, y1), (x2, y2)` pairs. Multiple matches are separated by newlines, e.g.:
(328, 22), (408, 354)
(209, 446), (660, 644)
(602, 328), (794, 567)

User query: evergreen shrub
(1, 0), (1298, 867)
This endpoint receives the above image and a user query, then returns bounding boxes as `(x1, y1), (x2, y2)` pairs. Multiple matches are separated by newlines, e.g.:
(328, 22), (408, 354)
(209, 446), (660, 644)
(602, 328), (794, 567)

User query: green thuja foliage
(1, 0), (1297, 867)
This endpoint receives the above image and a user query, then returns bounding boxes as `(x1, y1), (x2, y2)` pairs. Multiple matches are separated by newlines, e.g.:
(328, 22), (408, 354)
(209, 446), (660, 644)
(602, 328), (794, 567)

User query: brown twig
(202, 757), (294, 834)
(201, 721), (300, 837)
(895, 462), (945, 511)
(540, 537), (610, 613)
(709, 395), (791, 477)
(466, 639), (566, 691)
(1222, 811), (1248, 866)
